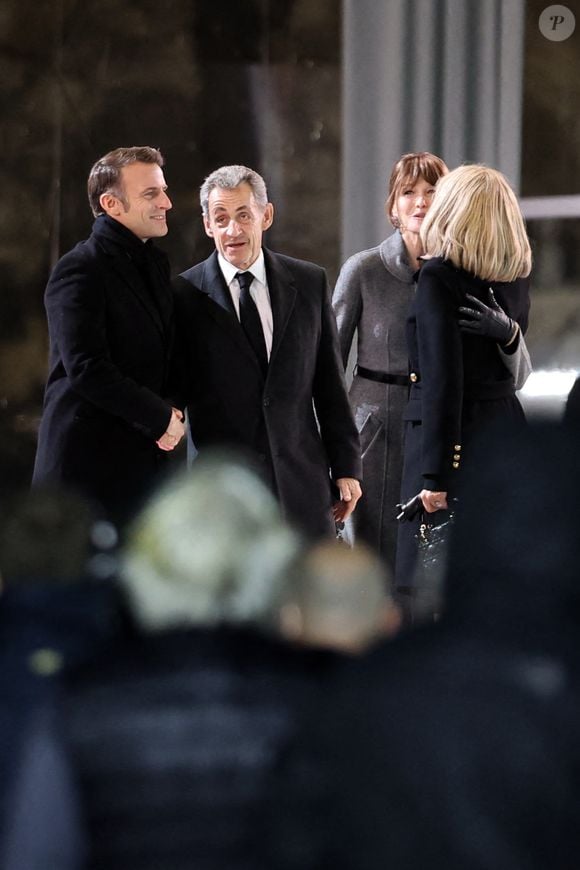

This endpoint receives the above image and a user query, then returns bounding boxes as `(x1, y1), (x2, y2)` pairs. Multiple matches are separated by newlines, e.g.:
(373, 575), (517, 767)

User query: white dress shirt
(218, 251), (273, 359)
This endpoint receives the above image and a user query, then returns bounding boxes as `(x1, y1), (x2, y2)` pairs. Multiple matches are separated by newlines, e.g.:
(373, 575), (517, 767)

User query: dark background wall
(2, 0), (579, 489)
(0, 0), (342, 488)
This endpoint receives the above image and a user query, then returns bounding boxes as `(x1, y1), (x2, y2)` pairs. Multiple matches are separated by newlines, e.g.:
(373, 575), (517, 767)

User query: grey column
(342, 0), (526, 260)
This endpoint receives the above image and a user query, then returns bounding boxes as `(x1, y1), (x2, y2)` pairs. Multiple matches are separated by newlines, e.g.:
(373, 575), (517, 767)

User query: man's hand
(332, 477), (362, 523)
(156, 407), (185, 452)
(458, 288), (518, 347)
(420, 489), (448, 514)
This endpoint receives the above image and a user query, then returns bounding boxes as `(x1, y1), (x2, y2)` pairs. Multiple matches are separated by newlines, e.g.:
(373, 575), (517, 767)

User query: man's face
(103, 162), (172, 241)
(203, 182), (274, 270)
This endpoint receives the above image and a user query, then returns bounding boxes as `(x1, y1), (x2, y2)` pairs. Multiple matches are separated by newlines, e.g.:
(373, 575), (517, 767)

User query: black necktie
(236, 271), (268, 376)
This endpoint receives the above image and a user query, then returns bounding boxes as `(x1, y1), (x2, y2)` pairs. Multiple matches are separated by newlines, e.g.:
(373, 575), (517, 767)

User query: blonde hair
(386, 152), (448, 228)
(420, 164), (532, 282)
(121, 453), (300, 632)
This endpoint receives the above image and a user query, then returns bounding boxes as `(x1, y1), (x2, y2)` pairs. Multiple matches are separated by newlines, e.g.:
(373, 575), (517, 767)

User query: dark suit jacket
(173, 248), (361, 538)
(33, 216), (175, 524)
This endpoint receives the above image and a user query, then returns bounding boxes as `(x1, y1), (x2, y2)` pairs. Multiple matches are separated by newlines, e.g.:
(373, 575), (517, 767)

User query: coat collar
(92, 216), (169, 336)
(197, 248), (296, 377)
(379, 230), (417, 284)
(263, 248), (296, 366)
(198, 252), (262, 374)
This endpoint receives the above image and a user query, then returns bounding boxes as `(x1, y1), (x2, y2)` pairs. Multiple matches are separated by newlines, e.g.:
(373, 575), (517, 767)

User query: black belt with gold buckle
(355, 365), (409, 387)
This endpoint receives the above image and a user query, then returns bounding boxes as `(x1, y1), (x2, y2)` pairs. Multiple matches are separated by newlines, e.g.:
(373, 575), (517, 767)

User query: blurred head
(200, 165), (274, 271)
(121, 453), (300, 632)
(420, 164), (532, 282)
(0, 485), (117, 587)
(87, 146), (171, 240)
(276, 541), (400, 654)
(386, 152), (449, 231)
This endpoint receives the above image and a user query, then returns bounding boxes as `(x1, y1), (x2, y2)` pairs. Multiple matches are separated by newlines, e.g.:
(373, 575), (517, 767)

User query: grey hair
(199, 165), (269, 216)
(277, 541), (394, 652)
(120, 453), (300, 632)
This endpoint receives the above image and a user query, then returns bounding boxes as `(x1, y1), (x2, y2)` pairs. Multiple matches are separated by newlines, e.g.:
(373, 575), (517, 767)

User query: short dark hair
(87, 146), (164, 217)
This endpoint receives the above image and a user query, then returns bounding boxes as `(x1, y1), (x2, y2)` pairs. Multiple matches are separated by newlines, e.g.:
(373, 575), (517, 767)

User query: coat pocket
(358, 411), (384, 458)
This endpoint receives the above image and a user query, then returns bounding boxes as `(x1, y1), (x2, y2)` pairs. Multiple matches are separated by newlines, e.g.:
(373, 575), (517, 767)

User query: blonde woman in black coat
(396, 165), (532, 599)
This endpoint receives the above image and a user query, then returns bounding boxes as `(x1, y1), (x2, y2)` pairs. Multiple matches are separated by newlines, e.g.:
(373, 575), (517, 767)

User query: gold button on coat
(409, 373), (418, 383)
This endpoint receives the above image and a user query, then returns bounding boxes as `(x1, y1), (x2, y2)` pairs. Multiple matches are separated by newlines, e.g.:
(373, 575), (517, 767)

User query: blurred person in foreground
(32, 146), (184, 531)
(173, 164), (361, 539)
(280, 421), (580, 870)
(276, 540), (400, 654)
(396, 164), (531, 603)
(59, 454), (371, 870)
(563, 375), (580, 426)
(0, 485), (120, 870)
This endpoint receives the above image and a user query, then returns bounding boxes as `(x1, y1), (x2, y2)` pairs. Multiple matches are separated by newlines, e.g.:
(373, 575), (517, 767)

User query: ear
(261, 202), (274, 232)
(203, 214), (214, 239)
(379, 602), (402, 638)
(100, 191), (122, 217)
(279, 602), (303, 642)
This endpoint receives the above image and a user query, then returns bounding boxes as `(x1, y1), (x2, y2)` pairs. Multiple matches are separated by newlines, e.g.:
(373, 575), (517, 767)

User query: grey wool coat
(333, 231), (415, 568)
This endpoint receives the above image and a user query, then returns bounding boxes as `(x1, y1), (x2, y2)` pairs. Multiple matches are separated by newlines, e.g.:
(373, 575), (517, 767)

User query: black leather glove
(458, 288), (518, 346)
(396, 493), (423, 522)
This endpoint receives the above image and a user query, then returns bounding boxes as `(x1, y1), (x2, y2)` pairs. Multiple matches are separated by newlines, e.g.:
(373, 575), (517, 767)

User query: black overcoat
(32, 216), (175, 524)
(173, 249), (361, 538)
(396, 257), (530, 586)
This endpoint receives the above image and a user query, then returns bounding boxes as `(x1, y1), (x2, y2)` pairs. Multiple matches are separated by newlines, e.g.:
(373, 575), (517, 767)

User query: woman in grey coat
(333, 153), (448, 570)
(333, 152), (531, 580)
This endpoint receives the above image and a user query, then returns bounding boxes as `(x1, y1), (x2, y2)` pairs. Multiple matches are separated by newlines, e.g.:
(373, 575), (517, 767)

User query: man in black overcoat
(173, 165), (362, 539)
(32, 147), (185, 527)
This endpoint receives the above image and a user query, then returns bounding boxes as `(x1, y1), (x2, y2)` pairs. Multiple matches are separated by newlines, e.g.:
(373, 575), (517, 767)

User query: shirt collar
(218, 250), (267, 287)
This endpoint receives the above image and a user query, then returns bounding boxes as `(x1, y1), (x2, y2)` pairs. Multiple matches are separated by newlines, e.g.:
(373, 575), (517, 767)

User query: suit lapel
(264, 248), (296, 367)
(200, 253), (262, 370)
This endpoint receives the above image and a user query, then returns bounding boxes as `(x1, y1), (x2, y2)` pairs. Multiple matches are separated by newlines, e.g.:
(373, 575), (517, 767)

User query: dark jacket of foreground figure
(33, 216), (176, 525)
(274, 423), (580, 870)
(0, 580), (120, 870)
(173, 248), (361, 539)
(63, 624), (344, 870)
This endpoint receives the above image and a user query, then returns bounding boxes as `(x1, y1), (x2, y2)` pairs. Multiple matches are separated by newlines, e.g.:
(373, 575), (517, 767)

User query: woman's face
(393, 175), (437, 235)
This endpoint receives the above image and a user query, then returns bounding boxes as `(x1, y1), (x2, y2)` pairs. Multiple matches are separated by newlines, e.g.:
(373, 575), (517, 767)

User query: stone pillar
(342, 0), (526, 259)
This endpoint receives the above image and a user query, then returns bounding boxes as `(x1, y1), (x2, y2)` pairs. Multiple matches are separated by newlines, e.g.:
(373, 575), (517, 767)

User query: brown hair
(386, 152), (448, 228)
(87, 146), (164, 217)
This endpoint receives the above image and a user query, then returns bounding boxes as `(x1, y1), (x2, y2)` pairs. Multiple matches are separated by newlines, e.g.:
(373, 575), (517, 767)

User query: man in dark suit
(33, 146), (185, 528)
(174, 165), (362, 539)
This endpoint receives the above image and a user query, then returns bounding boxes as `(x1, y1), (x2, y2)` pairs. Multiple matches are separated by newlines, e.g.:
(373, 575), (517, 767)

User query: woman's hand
(458, 289), (518, 347)
(420, 489), (448, 513)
